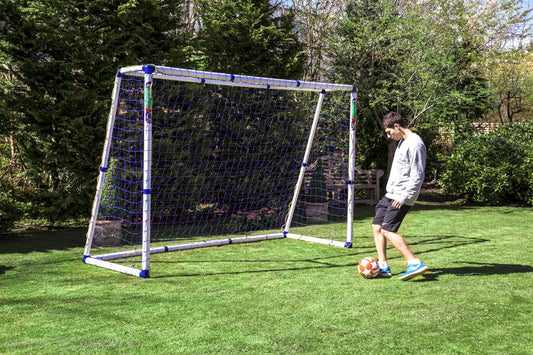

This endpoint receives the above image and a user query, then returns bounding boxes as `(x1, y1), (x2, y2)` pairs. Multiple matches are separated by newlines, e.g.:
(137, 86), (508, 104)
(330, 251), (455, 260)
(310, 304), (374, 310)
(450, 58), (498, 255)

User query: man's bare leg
(382, 229), (428, 280)
(372, 224), (391, 277)
(372, 224), (388, 262)
(381, 229), (416, 261)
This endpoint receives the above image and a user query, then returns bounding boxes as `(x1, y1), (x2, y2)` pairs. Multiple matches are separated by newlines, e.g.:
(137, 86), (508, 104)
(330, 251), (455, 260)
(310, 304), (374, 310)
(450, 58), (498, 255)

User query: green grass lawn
(1, 200), (532, 354)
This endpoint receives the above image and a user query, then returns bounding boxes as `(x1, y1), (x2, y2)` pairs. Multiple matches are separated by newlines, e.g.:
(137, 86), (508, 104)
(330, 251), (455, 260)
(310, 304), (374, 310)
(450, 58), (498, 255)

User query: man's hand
(391, 200), (403, 209)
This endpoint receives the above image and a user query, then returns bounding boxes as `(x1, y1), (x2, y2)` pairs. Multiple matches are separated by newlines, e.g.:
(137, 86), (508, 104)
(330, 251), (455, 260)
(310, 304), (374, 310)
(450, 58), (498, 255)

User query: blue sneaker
(399, 261), (428, 281)
(378, 266), (391, 278)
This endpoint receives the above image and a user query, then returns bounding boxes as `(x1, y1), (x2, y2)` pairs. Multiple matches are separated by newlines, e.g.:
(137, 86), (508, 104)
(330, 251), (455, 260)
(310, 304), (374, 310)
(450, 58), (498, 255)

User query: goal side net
(83, 65), (356, 278)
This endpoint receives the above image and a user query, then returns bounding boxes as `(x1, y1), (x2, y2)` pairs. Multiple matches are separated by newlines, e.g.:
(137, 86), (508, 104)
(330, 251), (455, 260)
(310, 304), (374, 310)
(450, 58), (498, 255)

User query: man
(372, 112), (428, 280)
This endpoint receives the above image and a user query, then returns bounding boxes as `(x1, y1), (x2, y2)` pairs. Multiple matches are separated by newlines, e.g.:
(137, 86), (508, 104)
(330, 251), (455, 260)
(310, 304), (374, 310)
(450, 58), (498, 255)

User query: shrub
(0, 180), (23, 233)
(438, 121), (533, 206)
(0, 140), (24, 232)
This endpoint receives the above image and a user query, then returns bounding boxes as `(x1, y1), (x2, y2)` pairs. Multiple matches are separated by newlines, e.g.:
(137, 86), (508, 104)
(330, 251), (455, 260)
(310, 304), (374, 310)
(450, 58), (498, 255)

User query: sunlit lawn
(1, 200), (532, 354)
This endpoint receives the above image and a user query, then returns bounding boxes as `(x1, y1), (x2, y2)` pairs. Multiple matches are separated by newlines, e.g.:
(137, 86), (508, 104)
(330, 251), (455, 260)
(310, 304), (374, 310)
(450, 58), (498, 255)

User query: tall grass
(1, 202), (532, 354)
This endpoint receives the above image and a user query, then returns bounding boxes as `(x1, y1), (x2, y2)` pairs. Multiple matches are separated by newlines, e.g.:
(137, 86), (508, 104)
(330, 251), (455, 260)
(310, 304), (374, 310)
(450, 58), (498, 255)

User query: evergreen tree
(0, 0), (189, 222)
(194, 0), (305, 79)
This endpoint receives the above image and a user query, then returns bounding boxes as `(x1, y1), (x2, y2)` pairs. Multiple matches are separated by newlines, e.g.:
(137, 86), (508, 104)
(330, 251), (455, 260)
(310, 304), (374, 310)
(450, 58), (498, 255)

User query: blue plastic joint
(142, 189), (152, 195)
(321, 89), (326, 94)
(140, 269), (150, 278)
(143, 65), (156, 74)
(344, 242), (353, 248)
(352, 85), (357, 92)
(283, 231), (288, 237)
(82, 255), (90, 263)
(116, 69), (125, 78)
(100, 166), (108, 172)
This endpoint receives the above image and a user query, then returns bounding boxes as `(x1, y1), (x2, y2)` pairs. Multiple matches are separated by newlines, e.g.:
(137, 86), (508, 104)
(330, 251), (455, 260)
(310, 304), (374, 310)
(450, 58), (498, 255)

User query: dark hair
(382, 112), (406, 128)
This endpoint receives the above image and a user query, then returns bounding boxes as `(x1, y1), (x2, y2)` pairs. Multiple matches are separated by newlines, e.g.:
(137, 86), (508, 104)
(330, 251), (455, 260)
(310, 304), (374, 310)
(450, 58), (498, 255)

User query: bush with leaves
(0, 0), (189, 224)
(0, 179), (24, 233)
(439, 121), (533, 206)
(0, 139), (23, 232)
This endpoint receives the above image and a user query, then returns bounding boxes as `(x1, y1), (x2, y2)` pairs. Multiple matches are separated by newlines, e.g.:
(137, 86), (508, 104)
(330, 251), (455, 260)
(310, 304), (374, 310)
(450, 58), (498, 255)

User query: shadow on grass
(415, 262), (533, 282)
(410, 235), (489, 255)
(150, 235), (488, 278)
(0, 228), (86, 254)
(0, 265), (15, 275)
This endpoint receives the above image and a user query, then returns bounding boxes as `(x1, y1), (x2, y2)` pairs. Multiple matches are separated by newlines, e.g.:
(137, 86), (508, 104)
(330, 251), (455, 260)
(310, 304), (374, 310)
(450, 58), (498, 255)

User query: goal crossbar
(119, 65), (354, 92)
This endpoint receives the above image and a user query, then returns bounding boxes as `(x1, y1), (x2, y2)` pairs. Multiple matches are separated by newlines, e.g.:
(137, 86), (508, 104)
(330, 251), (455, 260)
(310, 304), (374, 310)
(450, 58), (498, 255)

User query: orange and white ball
(358, 257), (379, 279)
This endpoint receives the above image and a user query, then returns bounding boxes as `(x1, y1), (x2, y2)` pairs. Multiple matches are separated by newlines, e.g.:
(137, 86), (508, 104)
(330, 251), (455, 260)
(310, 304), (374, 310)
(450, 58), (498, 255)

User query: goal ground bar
(84, 233), (286, 262)
(284, 233), (349, 248)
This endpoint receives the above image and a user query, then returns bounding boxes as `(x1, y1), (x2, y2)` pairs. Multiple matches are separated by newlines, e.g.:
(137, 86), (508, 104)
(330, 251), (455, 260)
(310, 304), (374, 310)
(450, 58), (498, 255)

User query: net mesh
(90, 74), (351, 268)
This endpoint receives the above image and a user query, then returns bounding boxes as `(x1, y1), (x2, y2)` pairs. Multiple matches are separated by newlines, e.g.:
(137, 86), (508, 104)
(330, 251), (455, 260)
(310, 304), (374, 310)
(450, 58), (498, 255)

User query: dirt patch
(418, 183), (465, 205)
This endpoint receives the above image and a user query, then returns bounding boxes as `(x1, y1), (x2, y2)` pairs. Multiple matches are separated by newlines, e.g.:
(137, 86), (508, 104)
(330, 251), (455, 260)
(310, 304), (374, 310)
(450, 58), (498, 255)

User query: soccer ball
(358, 257), (379, 279)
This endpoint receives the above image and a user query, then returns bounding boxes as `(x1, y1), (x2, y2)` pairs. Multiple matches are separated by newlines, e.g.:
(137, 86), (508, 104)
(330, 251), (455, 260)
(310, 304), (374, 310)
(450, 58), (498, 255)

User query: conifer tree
(0, 0), (189, 221)
(194, 0), (305, 79)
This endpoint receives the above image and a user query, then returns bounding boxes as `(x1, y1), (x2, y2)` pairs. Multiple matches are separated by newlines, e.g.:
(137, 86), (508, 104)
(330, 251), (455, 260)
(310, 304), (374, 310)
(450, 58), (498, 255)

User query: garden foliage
(0, 0), (304, 232)
(439, 121), (533, 206)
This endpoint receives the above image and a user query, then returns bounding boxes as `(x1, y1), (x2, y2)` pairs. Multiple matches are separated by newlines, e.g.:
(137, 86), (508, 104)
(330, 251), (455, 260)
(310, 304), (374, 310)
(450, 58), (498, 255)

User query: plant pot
(305, 201), (329, 223)
(92, 220), (123, 247)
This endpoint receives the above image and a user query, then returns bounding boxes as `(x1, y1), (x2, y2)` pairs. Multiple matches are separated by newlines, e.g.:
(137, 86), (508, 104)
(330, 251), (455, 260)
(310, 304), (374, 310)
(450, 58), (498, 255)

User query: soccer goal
(83, 65), (356, 278)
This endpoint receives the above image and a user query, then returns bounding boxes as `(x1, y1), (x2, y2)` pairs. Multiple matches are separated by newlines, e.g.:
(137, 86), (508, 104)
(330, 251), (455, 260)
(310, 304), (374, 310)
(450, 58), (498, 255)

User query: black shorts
(372, 197), (411, 233)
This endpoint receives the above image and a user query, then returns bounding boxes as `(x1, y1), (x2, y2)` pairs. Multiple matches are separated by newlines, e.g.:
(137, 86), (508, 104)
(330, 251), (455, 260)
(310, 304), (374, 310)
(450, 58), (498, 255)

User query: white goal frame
(83, 65), (357, 278)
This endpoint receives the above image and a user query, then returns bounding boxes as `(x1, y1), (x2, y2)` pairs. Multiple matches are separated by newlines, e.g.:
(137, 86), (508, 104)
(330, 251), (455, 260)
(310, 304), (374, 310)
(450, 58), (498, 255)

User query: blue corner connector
(82, 255), (90, 263)
(116, 69), (124, 78)
(143, 65), (156, 74)
(140, 270), (150, 278)
(344, 242), (353, 248)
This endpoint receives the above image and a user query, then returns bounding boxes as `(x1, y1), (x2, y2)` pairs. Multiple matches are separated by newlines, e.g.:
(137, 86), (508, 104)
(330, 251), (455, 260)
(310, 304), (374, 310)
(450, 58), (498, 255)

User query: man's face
(384, 124), (401, 141)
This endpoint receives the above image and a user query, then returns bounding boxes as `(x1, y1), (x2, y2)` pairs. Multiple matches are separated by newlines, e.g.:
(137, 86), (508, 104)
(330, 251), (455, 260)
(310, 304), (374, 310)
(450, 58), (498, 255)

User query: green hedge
(439, 121), (533, 206)
(0, 180), (24, 233)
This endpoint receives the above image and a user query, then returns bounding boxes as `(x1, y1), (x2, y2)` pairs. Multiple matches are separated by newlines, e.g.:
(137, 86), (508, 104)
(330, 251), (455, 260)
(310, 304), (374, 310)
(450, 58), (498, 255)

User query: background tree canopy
(0, 0), (531, 232)
(327, 0), (494, 174)
(0, 0), (304, 230)
(0, 0), (191, 222)
(194, 0), (305, 78)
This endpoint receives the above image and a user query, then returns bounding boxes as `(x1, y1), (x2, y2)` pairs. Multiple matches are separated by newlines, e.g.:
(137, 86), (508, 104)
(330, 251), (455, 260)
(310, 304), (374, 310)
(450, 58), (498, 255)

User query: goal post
(83, 65), (356, 278)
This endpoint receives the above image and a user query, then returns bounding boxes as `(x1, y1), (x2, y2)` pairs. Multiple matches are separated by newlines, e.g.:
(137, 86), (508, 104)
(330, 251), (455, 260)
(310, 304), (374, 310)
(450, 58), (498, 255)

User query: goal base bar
(83, 256), (149, 278)
(285, 233), (351, 248)
(82, 232), (351, 278)
(83, 233), (286, 277)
